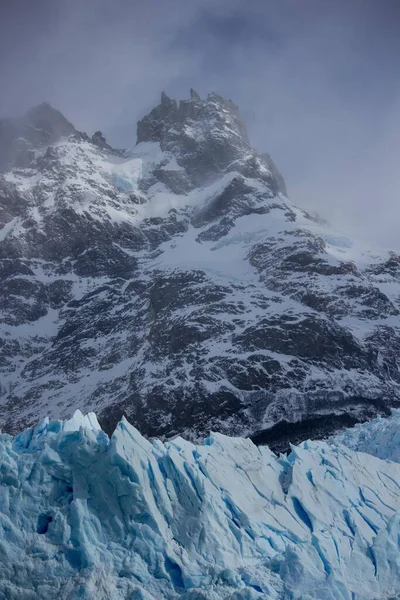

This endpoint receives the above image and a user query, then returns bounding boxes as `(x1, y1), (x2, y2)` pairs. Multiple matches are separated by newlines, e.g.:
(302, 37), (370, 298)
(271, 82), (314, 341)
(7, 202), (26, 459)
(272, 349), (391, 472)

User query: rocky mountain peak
(91, 130), (112, 150)
(23, 102), (76, 143)
(136, 90), (283, 192)
(0, 103), (77, 172)
(137, 89), (250, 147)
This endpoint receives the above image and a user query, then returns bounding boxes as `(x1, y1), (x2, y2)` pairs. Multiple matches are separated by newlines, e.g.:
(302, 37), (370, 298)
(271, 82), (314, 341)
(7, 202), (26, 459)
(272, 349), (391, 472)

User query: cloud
(167, 0), (400, 250)
(1, 0), (400, 249)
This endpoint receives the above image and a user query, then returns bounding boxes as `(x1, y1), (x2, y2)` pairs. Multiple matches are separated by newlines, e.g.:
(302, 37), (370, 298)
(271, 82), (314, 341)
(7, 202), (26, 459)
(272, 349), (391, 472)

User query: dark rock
(91, 131), (108, 147)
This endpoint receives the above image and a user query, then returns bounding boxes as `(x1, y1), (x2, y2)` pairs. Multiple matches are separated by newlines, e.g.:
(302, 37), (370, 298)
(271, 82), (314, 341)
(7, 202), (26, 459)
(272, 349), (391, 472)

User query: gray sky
(1, 0), (400, 249)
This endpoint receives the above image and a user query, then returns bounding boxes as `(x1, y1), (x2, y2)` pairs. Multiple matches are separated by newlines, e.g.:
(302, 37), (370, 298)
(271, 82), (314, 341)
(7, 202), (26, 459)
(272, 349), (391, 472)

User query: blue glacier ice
(332, 409), (400, 463)
(1, 410), (400, 599)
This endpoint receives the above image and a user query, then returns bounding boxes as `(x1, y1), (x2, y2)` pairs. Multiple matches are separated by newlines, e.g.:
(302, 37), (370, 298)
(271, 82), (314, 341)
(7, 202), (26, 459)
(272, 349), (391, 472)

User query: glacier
(1, 411), (400, 599)
(332, 408), (400, 463)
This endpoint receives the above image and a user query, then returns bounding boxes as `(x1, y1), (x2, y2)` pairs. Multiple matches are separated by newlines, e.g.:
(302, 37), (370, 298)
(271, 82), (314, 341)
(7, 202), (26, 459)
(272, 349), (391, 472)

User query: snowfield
(1, 411), (400, 599)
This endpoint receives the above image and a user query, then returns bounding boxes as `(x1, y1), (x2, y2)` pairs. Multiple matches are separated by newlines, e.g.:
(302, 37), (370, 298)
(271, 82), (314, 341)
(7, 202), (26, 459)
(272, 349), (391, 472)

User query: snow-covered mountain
(1, 410), (400, 599)
(1, 91), (400, 444)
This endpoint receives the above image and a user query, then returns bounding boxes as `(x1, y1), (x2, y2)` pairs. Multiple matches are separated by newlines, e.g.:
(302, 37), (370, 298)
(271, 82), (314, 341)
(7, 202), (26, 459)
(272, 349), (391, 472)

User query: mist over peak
(1, 0), (399, 247)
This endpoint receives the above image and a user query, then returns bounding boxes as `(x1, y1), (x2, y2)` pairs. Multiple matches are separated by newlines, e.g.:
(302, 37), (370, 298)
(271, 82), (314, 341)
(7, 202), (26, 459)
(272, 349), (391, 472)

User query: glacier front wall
(0, 411), (400, 599)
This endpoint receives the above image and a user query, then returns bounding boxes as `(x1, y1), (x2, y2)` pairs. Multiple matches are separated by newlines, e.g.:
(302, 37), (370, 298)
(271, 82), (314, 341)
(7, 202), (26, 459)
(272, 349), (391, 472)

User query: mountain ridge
(0, 90), (400, 446)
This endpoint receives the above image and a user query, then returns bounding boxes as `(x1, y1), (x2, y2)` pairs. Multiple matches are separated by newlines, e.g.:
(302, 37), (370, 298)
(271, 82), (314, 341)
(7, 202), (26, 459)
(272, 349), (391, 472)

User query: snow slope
(1, 411), (400, 599)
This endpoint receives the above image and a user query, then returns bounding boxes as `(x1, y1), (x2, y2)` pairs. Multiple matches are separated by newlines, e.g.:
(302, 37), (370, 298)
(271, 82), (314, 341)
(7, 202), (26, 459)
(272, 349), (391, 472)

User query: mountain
(0, 103), (77, 171)
(1, 410), (400, 599)
(1, 91), (400, 446)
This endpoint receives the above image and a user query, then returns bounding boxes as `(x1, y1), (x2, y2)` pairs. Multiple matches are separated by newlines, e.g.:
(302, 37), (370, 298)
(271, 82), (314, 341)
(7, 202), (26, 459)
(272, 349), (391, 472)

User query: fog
(1, 0), (399, 248)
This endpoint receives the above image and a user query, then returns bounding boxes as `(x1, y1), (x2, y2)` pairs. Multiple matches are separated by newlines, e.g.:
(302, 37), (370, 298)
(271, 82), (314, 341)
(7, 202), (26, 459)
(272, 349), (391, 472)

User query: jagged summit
(0, 103), (129, 172)
(136, 89), (283, 192)
(0, 92), (286, 193)
(137, 89), (250, 146)
(23, 102), (77, 141)
(0, 102), (77, 171)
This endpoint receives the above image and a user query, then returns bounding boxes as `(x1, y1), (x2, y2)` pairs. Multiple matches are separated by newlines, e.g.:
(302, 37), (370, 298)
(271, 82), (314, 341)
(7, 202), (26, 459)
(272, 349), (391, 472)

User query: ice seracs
(1, 412), (400, 599)
(332, 408), (400, 463)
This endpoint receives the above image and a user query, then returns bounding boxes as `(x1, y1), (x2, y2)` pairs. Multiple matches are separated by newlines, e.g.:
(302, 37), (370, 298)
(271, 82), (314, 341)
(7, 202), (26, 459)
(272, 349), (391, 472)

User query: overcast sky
(1, 0), (400, 248)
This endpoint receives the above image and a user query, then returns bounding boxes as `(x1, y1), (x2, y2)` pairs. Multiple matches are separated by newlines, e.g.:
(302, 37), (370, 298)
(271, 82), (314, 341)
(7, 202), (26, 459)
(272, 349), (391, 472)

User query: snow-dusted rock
(1, 91), (400, 444)
(1, 413), (400, 599)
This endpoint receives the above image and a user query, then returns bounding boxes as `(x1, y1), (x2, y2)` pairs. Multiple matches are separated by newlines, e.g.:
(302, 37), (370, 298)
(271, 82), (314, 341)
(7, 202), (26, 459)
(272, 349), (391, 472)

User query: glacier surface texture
(1, 410), (400, 599)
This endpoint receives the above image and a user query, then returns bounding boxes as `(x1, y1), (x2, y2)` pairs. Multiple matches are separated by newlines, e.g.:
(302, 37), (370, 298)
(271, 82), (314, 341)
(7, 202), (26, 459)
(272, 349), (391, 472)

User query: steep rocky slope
(1, 91), (400, 443)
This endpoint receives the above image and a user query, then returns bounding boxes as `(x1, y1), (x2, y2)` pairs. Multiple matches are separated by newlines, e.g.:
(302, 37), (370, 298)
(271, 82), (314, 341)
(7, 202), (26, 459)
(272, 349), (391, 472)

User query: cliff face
(0, 92), (400, 445)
